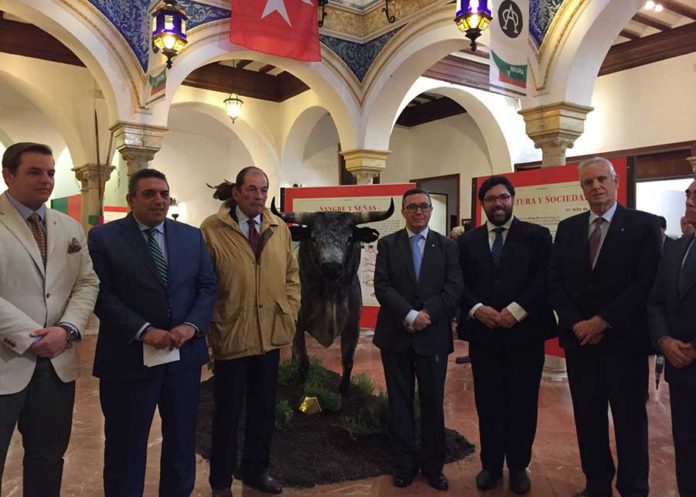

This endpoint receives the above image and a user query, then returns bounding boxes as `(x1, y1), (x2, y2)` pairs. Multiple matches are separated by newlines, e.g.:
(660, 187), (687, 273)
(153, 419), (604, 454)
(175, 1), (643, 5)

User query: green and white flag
(489, 0), (529, 95)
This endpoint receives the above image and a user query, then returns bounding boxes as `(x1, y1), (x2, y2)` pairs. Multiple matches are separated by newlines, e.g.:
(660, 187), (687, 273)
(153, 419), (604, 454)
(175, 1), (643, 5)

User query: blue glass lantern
(455, 0), (493, 52)
(152, 0), (189, 69)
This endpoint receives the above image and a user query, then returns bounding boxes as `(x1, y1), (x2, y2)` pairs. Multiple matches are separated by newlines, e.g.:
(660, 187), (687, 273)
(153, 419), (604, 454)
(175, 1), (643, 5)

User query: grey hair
(578, 157), (617, 182)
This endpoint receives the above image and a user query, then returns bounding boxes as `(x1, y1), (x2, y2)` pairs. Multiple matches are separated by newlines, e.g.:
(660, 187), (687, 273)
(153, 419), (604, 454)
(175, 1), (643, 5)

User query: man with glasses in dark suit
(458, 175), (556, 494)
(373, 188), (462, 491)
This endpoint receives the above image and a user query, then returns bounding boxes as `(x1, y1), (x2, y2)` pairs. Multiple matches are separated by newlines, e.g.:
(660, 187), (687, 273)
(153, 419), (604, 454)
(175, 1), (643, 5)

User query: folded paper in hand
(143, 343), (180, 367)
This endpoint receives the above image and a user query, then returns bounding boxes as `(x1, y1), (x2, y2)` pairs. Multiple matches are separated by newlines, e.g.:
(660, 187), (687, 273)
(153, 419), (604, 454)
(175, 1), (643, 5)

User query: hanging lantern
(152, 0), (189, 69)
(224, 93), (244, 123)
(455, 0), (492, 52)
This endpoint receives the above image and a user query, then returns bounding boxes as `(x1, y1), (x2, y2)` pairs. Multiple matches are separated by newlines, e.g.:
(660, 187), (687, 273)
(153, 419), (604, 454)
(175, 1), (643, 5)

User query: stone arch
(360, 3), (473, 151)
(153, 21), (361, 150)
(0, 0), (142, 122)
(170, 101), (278, 173)
(400, 78), (531, 172)
(0, 69), (84, 165)
(279, 105), (336, 186)
(527, 0), (644, 106)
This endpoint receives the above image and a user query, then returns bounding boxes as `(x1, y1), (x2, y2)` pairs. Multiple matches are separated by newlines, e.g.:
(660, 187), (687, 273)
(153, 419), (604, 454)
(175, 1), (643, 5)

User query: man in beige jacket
(201, 166), (300, 497)
(0, 142), (99, 497)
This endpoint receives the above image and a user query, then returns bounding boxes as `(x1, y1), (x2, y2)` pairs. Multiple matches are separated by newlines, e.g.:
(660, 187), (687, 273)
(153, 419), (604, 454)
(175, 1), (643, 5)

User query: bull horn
(271, 197), (311, 225)
(353, 198), (395, 224)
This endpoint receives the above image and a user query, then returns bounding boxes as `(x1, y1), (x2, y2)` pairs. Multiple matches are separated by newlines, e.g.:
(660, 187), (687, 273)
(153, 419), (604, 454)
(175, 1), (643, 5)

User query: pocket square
(68, 238), (82, 254)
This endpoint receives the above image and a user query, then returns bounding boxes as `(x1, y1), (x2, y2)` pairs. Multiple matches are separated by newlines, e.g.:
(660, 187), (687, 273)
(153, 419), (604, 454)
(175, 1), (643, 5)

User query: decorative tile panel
(320, 28), (401, 81)
(178, 0), (229, 29)
(87, 0), (230, 72)
(87, 0), (150, 71)
(529, 0), (565, 50)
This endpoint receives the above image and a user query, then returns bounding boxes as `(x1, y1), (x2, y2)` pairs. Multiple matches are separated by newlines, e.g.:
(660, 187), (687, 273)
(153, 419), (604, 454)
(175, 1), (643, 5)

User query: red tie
(589, 217), (604, 266)
(248, 219), (260, 259)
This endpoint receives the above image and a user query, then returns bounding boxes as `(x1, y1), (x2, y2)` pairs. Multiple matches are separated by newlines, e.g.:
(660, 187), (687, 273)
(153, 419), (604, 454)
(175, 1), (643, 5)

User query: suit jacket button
(258, 304), (264, 309)
(46, 293), (50, 298)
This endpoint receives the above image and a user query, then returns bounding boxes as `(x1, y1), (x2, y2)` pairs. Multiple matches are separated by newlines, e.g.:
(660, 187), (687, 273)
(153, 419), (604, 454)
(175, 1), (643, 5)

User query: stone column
(341, 149), (390, 184)
(73, 163), (115, 232)
(687, 156), (696, 174)
(519, 102), (594, 167)
(111, 122), (168, 176)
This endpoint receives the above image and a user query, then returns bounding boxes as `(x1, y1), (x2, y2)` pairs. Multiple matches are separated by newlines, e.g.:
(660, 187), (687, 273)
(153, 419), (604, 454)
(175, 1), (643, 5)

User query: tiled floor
(3, 335), (679, 497)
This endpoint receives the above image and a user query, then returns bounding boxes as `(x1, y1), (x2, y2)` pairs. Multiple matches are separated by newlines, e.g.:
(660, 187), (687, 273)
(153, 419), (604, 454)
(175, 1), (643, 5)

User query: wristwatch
(59, 324), (80, 346)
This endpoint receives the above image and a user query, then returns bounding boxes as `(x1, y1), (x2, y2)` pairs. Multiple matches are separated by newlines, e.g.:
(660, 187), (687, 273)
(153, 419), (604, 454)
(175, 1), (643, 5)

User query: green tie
(146, 228), (168, 286)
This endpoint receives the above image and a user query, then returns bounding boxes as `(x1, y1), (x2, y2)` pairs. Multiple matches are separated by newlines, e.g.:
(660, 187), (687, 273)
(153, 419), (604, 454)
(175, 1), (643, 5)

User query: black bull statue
(271, 198), (394, 395)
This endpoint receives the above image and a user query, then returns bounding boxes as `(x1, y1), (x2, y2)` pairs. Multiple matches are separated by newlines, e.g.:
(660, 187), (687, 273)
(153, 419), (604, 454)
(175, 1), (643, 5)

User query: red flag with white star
(230, 0), (321, 62)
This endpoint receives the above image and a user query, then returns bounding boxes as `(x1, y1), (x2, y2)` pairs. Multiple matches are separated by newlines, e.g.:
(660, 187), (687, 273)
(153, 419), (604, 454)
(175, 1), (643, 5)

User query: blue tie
(411, 234), (423, 280)
(491, 227), (505, 267)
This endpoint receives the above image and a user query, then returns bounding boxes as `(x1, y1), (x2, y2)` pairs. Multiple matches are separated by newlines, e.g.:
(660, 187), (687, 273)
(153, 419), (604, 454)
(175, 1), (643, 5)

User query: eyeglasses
(403, 203), (432, 213)
(483, 193), (512, 204)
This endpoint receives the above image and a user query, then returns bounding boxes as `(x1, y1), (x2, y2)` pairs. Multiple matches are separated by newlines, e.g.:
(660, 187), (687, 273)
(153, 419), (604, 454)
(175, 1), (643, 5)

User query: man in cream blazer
(0, 142), (99, 497)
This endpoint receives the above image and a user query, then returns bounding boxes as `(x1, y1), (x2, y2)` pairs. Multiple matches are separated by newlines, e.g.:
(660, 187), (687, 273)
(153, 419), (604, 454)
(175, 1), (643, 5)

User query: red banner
(230, 0), (321, 62)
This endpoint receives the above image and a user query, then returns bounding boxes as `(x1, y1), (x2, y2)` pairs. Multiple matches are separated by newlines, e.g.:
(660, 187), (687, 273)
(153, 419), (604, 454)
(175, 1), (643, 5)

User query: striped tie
(146, 228), (168, 286)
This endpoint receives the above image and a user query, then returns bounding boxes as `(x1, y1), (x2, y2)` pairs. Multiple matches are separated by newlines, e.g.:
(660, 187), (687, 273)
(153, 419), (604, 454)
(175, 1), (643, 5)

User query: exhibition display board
(471, 159), (629, 357)
(282, 183), (416, 329)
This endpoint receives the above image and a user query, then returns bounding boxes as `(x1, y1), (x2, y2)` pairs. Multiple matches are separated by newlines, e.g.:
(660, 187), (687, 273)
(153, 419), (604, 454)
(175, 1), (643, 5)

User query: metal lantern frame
(152, 0), (189, 69)
(454, 0), (493, 52)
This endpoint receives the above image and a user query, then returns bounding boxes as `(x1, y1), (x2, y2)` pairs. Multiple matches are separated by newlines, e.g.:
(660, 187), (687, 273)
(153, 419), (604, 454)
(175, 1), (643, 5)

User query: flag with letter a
(489, 0), (529, 95)
(230, 0), (321, 62)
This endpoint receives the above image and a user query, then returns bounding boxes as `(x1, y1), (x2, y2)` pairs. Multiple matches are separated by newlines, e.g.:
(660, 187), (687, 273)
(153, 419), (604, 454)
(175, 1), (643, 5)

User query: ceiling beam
(183, 63), (309, 102)
(236, 59), (252, 69)
(661, 0), (696, 20)
(258, 64), (274, 74)
(600, 21), (696, 75)
(632, 12), (672, 31)
(620, 28), (641, 40)
(0, 15), (83, 66)
(424, 55), (490, 93)
(396, 96), (466, 127)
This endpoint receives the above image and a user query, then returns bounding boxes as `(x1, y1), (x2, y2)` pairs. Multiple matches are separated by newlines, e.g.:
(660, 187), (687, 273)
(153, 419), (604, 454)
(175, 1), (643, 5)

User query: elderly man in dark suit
(648, 178), (696, 497)
(550, 157), (661, 497)
(88, 168), (217, 497)
(373, 188), (463, 491)
(458, 175), (556, 494)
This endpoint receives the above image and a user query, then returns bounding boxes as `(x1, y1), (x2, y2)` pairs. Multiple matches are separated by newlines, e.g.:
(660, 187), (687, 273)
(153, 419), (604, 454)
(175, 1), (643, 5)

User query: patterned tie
(679, 238), (696, 296)
(146, 228), (168, 286)
(28, 212), (47, 267)
(411, 234), (423, 280)
(588, 217), (605, 267)
(248, 219), (260, 259)
(491, 227), (505, 267)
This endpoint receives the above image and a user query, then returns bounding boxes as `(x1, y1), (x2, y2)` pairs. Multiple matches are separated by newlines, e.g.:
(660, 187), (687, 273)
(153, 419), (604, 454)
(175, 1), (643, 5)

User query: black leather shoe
(424, 472), (449, 491)
(509, 469), (531, 494)
(242, 473), (283, 494)
(393, 469), (417, 488)
(475, 469), (502, 490)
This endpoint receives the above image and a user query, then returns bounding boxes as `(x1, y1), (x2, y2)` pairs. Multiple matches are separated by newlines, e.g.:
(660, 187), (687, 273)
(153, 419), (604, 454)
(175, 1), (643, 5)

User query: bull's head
(271, 198), (394, 280)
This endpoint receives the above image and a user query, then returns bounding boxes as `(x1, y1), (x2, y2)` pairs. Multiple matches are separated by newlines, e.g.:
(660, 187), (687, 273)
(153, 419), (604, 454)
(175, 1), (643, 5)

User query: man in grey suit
(373, 188), (463, 491)
(648, 178), (696, 497)
(0, 142), (99, 496)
